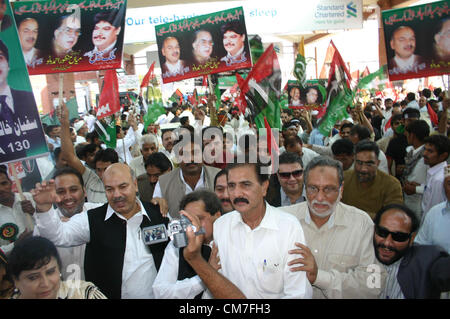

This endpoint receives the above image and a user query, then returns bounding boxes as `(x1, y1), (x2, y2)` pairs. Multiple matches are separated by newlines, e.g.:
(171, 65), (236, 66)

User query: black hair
(0, 39), (9, 62)
(402, 107), (421, 119)
(226, 160), (269, 185)
(86, 131), (99, 143)
(0, 164), (9, 180)
(424, 134), (450, 156)
(405, 120), (430, 142)
(7, 236), (62, 280)
(391, 114), (403, 123)
(373, 203), (420, 234)
(93, 148), (119, 166)
(180, 117), (189, 126)
(45, 125), (59, 136)
(406, 92), (416, 102)
(350, 125), (371, 141)
(422, 88), (432, 99)
(144, 152), (173, 171)
(340, 122), (354, 131)
(331, 138), (354, 156)
(214, 168), (227, 189)
(220, 20), (244, 35)
(355, 140), (380, 157)
(52, 167), (84, 187)
(278, 151), (303, 168)
(93, 9), (122, 28)
(179, 189), (223, 216)
(284, 134), (303, 147)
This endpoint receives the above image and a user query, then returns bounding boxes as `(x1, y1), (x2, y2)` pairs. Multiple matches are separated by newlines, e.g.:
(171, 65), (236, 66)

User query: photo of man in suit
(18, 18), (43, 68)
(0, 0), (12, 32)
(388, 26), (426, 75)
(192, 29), (214, 65)
(84, 9), (123, 63)
(0, 40), (44, 162)
(51, 13), (81, 58)
(220, 21), (247, 66)
(161, 36), (188, 79)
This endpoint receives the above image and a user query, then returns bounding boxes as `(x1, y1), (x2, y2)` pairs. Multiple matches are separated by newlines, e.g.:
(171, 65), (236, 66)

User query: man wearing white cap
(74, 120), (87, 145)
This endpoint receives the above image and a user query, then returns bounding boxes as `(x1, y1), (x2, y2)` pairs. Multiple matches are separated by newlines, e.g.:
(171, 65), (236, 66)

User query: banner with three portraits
(12, 0), (127, 75)
(155, 7), (252, 84)
(381, 0), (449, 81)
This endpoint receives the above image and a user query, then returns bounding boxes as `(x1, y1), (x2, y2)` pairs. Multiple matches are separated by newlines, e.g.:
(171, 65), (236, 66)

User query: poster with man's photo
(155, 7), (252, 84)
(0, 0), (48, 164)
(12, 0), (127, 75)
(382, 0), (449, 81)
(287, 80), (326, 108)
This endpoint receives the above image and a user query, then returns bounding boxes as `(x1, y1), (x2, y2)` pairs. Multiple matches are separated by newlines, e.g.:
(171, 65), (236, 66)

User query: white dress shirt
(421, 161), (447, 217)
(152, 241), (207, 299)
(34, 200), (158, 299)
(210, 203), (312, 299)
(115, 127), (141, 164)
(0, 193), (35, 255)
(281, 201), (386, 299)
(403, 145), (428, 217)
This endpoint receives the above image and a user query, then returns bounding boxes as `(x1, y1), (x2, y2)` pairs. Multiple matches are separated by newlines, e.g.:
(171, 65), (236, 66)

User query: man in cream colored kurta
(281, 156), (386, 299)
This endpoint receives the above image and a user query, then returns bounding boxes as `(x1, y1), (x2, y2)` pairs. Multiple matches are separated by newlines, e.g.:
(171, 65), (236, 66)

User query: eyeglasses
(375, 225), (411, 242)
(355, 159), (377, 167)
(61, 27), (81, 36)
(305, 185), (339, 196)
(278, 169), (303, 179)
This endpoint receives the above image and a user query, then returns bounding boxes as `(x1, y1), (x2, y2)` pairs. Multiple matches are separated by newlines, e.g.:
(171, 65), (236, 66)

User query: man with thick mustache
(373, 203), (450, 298)
(161, 36), (188, 78)
(153, 129), (220, 219)
(213, 168), (233, 213)
(208, 161), (312, 298)
(388, 26), (426, 75)
(18, 18), (43, 67)
(342, 140), (403, 219)
(282, 156), (386, 298)
(31, 163), (169, 299)
(220, 21), (248, 66)
(33, 167), (102, 280)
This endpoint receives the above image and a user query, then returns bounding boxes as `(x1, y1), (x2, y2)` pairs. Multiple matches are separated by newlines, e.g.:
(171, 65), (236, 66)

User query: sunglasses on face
(278, 169), (303, 179)
(375, 225), (411, 242)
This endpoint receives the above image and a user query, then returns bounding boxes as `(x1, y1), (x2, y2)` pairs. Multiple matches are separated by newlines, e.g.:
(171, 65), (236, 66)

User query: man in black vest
(31, 163), (168, 299)
(152, 189), (222, 298)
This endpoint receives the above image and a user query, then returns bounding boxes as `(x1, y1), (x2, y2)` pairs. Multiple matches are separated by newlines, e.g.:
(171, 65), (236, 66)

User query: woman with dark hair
(8, 236), (106, 299)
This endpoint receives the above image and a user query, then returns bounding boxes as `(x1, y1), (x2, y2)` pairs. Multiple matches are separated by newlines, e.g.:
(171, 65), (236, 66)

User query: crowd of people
(0, 86), (450, 300)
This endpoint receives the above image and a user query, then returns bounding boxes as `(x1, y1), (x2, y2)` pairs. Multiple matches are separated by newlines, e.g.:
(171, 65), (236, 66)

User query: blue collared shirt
(415, 200), (450, 253)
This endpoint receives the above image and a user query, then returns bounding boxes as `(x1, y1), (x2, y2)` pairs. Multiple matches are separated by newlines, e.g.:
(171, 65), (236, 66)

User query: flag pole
(8, 163), (34, 229)
(208, 75), (218, 126)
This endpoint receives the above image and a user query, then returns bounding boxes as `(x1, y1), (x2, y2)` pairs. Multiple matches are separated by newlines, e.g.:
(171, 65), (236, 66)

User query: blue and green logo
(347, 1), (357, 18)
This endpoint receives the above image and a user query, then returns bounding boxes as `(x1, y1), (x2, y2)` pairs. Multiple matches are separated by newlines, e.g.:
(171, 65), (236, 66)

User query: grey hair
(141, 133), (158, 148)
(303, 156), (344, 186)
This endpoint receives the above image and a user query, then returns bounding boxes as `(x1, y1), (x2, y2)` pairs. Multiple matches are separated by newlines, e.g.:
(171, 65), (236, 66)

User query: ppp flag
(96, 70), (120, 120)
(238, 44), (281, 130)
(318, 42), (353, 136)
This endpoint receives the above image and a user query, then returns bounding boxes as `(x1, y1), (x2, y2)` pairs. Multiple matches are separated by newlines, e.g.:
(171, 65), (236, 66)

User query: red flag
(319, 42), (336, 79)
(384, 117), (392, 132)
(202, 75), (208, 87)
(140, 62), (155, 89)
(96, 70), (120, 120)
(427, 103), (438, 126)
(235, 73), (246, 114)
(361, 66), (370, 78)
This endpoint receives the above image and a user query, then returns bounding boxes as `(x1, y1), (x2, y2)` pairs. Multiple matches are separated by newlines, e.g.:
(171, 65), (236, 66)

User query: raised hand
(30, 180), (60, 213)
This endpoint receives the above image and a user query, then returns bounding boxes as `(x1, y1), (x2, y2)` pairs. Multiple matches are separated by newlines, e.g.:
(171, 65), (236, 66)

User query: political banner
(12, 0), (127, 75)
(0, 0), (48, 165)
(287, 79), (327, 109)
(155, 7), (252, 84)
(381, 0), (449, 81)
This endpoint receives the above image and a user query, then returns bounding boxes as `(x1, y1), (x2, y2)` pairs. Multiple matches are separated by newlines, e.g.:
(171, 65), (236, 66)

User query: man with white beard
(281, 157), (386, 299)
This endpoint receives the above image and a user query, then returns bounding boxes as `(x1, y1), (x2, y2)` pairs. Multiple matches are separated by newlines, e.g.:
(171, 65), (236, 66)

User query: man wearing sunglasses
(266, 152), (305, 207)
(342, 140), (403, 219)
(282, 156), (386, 298)
(374, 203), (450, 298)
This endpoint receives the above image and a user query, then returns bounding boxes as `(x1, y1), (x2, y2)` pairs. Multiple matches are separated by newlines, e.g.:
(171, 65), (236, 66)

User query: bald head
(103, 163), (139, 218)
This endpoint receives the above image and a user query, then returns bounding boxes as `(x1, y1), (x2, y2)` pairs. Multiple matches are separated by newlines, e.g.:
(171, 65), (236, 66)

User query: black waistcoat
(177, 245), (211, 299)
(84, 202), (168, 299)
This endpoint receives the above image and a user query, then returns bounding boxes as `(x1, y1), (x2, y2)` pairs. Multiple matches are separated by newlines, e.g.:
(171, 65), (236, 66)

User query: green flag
(143, 99), (166, 130)
(95, 116), (117, 149)
(293, 37), (307, 88)
(214, 84), (221, 110)
(66, 97), (79, 121)
(249, 35), (264, 65)
(356, 65), (389, 93)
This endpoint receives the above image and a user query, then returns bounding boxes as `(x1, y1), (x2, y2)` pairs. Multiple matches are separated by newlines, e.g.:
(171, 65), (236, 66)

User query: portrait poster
(155, 7), (252, 84)
(12, 0), (127, 75)
(382, 0), (449, 81)
(287, 79), (326, 109)
(0, 0), (48, 165)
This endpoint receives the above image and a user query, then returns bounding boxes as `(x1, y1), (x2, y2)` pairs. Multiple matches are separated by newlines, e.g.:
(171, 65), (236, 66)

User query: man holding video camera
(31, 163), (169, 299)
